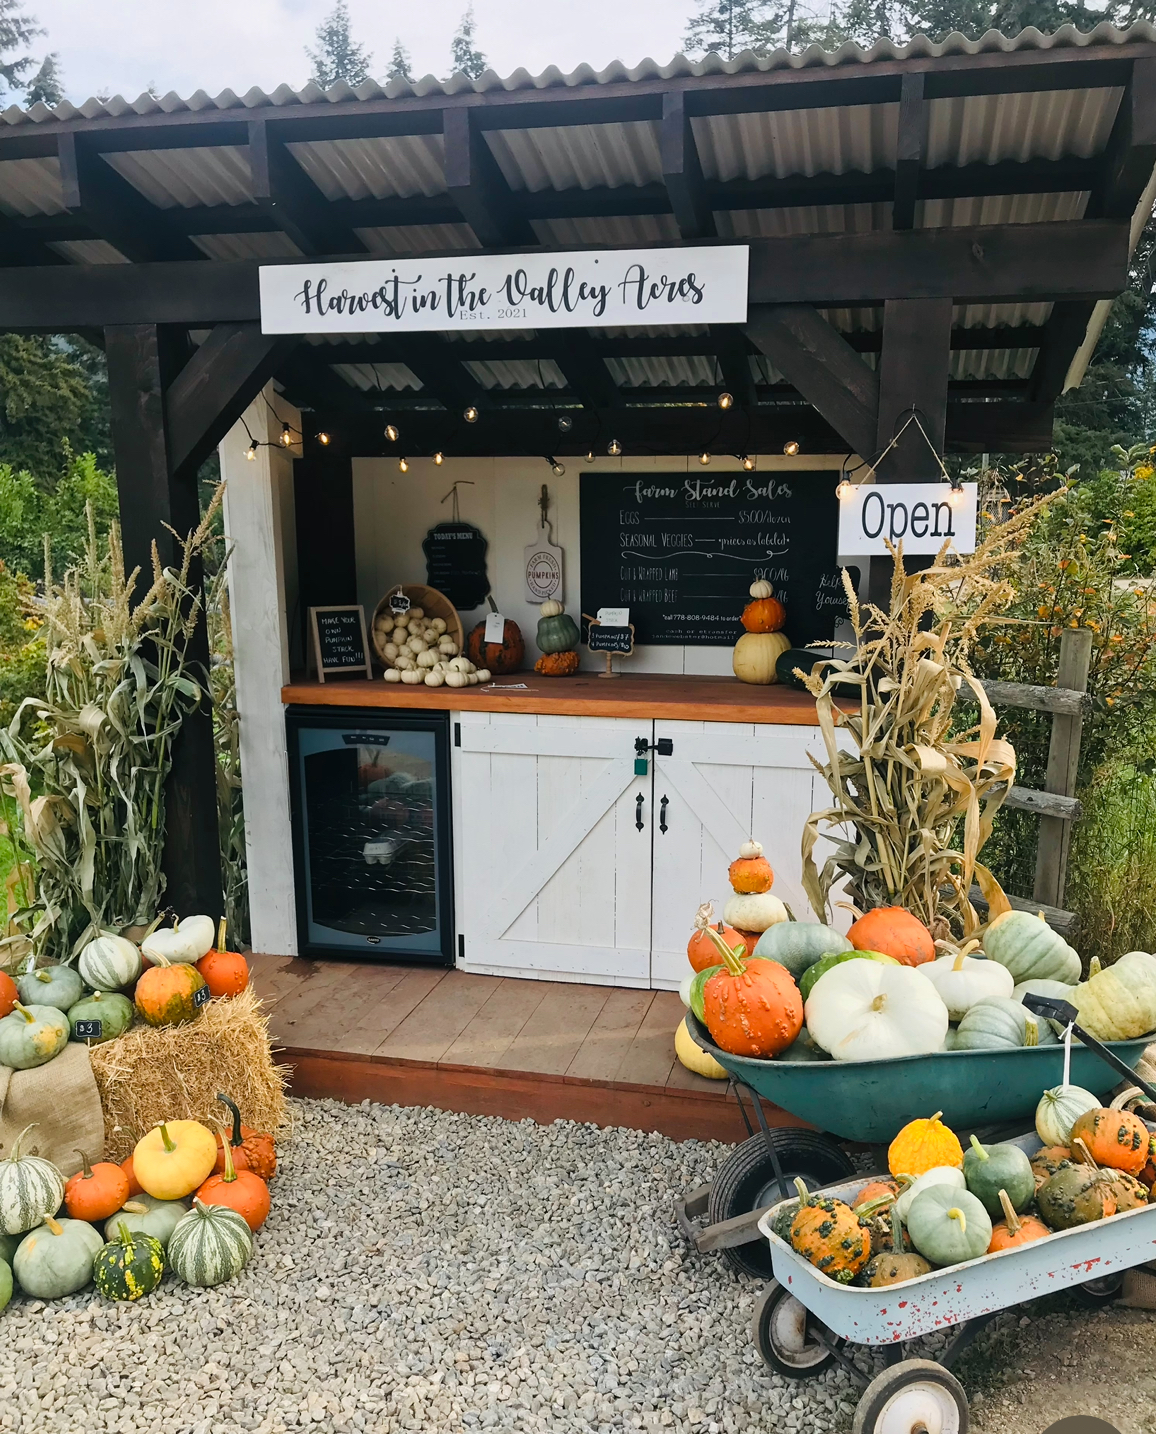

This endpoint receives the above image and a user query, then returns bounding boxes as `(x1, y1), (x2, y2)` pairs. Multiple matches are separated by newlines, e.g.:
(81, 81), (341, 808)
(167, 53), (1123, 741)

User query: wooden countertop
(282, 671), (827, 725)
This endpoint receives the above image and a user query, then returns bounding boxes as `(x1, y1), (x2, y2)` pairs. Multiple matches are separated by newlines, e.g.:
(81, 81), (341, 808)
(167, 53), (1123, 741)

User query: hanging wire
(440, 480), (475, 522)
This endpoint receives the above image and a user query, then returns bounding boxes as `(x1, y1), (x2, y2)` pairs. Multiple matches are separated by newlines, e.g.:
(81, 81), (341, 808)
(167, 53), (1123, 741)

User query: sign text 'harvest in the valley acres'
(258, 247), (750, 333)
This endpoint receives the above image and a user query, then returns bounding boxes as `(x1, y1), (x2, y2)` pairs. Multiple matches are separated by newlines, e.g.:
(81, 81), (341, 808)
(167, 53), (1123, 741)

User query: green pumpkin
(753, 921), (851, 978)
(13, 1215), (103, 1298)
(905, 1185), (992, 1267)
(1037, 1163), (1115, 1230)
(679, 965), (722, 1023)
(0, 1124), (66, 1235)
(0, 1002), (70, 1070)
(104, 1194), (190, 1251)
(954, 996), (1057, 1051)
(962, 1134), (1035, 1216)
(167, 1199), (252, 1287)
(94, 1221), (165, 1301)
(941, 1026), (961, 1051)
(0, 1256), (10, 1313)
(535, 605), (580, 654)
(983, 911), (1081, 985)
(66, 991), (135, 1045)
(799, 949), (898, 1002)
(16, 964), (83, 1012)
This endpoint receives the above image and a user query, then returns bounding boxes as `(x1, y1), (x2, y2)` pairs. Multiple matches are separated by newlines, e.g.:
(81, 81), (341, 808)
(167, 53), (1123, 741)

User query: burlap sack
(0, 1043), (105, 1178)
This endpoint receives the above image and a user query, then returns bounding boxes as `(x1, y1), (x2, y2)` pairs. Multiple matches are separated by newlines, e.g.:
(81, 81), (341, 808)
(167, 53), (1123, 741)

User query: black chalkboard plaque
(309, 605), (373, 682)
(579, 472), (846, 648)
(587, 623), (635, 654)
(422, 522), (490, 610)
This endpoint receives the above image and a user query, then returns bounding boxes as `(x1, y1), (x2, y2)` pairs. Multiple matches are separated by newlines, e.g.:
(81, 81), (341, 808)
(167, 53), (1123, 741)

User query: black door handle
(659, 795), (669, 833)
(635, 736), (674, 756)
(635, 792), (645, 831)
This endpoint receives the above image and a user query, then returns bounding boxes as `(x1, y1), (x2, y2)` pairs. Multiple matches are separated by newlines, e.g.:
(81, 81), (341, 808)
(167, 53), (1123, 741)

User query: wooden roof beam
(396, 333), (489, 413)
(58, 133), (202, 264)
(249, 119), (367, 257)
(893, 72), (926, 232)
(443, 108), (535, 249)
(549, 330), (623, 409)
(709, 325), (756, 406)
(661, 91), (715, 241)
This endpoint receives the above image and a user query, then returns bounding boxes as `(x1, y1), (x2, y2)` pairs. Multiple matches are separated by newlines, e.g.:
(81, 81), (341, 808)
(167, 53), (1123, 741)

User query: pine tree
(306, 0), (372, 90)
(25, 51), (62, 107)
(0, 0), (40, 95)
(450, 5), (487, 79)
(386, 37), (413, 83)
(683, 0), (788, 59)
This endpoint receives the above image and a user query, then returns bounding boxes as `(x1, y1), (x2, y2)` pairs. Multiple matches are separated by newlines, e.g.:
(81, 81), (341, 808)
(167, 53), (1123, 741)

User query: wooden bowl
(370, 585), (464, 664)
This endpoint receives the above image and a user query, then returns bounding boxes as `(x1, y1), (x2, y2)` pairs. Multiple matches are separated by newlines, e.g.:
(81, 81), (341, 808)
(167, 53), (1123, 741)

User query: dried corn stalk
(800, 498), (1052, 936)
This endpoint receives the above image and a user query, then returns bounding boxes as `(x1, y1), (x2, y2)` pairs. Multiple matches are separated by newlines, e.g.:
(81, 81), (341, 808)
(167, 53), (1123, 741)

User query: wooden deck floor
(250, 954), (794, 1142)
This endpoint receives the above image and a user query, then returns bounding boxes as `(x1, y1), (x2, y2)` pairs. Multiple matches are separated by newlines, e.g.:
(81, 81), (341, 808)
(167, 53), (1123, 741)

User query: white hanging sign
(837, 482), (978, 555)
(258, 246), (749, 334)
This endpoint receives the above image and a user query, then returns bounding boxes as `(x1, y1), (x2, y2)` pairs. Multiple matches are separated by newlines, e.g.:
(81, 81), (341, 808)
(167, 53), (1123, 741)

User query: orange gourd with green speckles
(787, 1178), (869, 1284)
(700, 926), (802, 1058)
(1068, 1107), (1150, 1174)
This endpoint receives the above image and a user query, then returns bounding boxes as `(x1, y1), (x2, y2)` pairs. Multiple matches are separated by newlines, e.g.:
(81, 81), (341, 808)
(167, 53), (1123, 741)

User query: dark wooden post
(105, 323), (224, 921)
(868, 297), (953, 608)
(1034, 627), (1093, 909)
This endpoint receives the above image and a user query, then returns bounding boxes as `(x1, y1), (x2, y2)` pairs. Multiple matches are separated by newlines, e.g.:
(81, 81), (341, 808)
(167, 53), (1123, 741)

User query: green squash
(16, 964), (83, 1012)
(167, 1199), (252, 1287)
(0, 1256), (10, 1313)
(678, 965), (722, 1022)
(954, 996), (1058, 1051)
(13, 1215), (103, 1298)
(94, 1221), (165, 1302)
(983, 910), (1081, 985)
(104, 1194), (190, 1250)
(905, 1185), (992, 1267)
(66, 991), (135, 1045)
(535, 606), (580, 654)
(962, 1133), (1034, 1216)
(0, 1123), (66, 1235)
(1037, 1162), (1116, 1230)
(0, 1002), (70, 1070)
(799, 948), (898, 1002)
(941, 1026), (961, 1051)
(753, 921), (851, 978)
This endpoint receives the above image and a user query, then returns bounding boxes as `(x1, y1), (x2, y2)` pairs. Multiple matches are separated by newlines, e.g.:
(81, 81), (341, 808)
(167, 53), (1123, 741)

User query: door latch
(635, 792), (645, 831)
(659, 795), (669, 834)
(634, 736), (674, 757)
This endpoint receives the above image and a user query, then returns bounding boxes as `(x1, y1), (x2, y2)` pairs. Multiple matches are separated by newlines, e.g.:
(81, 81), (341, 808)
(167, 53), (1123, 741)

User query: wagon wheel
(709, 1129), (855, 1278)
(1073, 1270), (1125, 1306)
(750, 1280), (835, 1379)
(851, 1359), (968, 1434)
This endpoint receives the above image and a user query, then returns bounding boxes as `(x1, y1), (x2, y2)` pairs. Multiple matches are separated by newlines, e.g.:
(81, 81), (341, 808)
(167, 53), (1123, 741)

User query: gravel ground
(0, 1097), (1146, 1434)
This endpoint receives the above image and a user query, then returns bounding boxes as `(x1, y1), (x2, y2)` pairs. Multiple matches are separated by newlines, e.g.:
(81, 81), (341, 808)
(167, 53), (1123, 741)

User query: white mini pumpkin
(444, 672), (469, 688)
(921, 948), (1013, 1021)
(408, 606), (425, 620)
(722, 890), (788, 935)
(142, 914), (215, 966)
(804, 961), (949, 1062)
(476, 669), (492, 682)
(78, 934), (143, 992)
(424, 670), (445, 687)
(401, 669), (424, 684)
(383, 668), (402, 683)
(1035, 1084), (1100, 1147)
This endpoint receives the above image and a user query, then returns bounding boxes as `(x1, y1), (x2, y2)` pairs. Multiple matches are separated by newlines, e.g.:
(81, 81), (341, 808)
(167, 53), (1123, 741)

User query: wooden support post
(1033, 627), (1093, 910)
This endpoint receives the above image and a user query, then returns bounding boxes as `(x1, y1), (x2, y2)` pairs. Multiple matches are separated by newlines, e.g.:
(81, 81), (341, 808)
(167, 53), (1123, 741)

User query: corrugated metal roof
(464, 358), (567, 389)
(334, 361), (421, 391)
(290, 135), (447, 200)
(0, 155), (61, 215)
(356, 222), (479, 253)
(105, 146), (253, 207)
(193, 231), (302, 260)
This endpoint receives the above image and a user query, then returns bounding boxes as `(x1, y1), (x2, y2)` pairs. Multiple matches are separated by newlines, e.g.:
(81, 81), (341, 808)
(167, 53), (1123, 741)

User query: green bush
(0, 449), (119, 578)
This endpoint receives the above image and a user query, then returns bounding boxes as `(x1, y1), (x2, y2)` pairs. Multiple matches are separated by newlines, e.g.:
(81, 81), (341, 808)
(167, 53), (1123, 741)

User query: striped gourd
(167, 1199), (252, 1287)
(0, 1124), (65, 1235)
(79, 935), (143, 992)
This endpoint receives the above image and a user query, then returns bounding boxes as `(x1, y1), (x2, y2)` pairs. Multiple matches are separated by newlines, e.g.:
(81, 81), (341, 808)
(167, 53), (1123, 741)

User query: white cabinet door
(453, 711), (654, 983)
(649, 720), (826, 988)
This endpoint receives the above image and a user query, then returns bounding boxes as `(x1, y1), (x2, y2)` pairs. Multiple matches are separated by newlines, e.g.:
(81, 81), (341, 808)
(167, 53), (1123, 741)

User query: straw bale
(88, 986), (290, 1161)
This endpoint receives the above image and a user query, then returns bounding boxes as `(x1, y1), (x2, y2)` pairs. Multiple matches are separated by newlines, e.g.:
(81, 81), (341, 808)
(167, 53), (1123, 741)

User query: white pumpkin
(476, 669), (492, 682)
(722, 891), (788, 934)
(1035, 1084), (1100, 1148)
(141, 914), (216, 966)
(921, 948), (1013, 1021)
(78, 934), (143, 992)
(444, 672), (469, 688)
(894, 1165), (966, 1223)
(383, 668), (402, 683)
(424, 670), (445, 687)
(804, 961), (949, 1062)
(1074, 949), (1156, 1041)
(401, 669), (424, 684)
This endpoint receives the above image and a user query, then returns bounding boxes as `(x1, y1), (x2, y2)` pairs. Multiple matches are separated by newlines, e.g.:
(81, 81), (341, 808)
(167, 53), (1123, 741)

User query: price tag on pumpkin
(193, 985), (211, 1008)
(597, 607), (629, 626)
(484, 610), (506, 644)
(389, 592), (411, 615)
(74, 1019), (102, 1039)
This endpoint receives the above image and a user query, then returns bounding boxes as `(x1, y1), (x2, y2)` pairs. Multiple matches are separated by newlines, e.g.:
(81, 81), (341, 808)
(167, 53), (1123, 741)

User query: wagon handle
(1021, 994), (1156, 1107)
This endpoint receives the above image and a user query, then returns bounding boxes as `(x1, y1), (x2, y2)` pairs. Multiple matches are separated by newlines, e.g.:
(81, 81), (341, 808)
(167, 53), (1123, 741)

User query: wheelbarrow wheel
(1073, 1271), (1125, 1306)
(750, 1280), (835, 1379)
(710, 1129), (855, 1278)
(851, 1359), (969, 1434)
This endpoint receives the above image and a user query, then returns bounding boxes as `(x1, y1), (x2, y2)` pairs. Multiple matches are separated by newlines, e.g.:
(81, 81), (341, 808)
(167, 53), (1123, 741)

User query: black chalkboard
(310, 605), (372, 681)
(587, 623), (635, 654)
(422, 522), (490, 610)
(579, 472), (846, 648)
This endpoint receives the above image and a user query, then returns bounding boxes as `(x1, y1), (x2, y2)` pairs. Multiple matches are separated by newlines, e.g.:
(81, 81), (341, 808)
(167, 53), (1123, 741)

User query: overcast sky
(28, 0), (693, 105)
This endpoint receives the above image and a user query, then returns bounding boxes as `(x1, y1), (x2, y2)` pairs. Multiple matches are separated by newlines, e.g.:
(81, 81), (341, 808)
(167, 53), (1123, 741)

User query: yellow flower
(1135, 466), (1154, 480)
(1037, 605), (1050, 618)
(1111, 633), (1124, 643)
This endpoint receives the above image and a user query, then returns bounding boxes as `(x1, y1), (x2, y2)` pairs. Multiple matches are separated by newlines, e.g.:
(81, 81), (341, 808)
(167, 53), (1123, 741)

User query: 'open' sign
(837, 482), (977, 556)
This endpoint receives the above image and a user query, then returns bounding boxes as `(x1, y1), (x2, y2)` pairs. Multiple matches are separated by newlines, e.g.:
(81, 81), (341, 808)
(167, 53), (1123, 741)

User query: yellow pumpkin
(888, 1111), (964, 1179)
(132, 1121), (218, 1201)
(732, 631), (791, 685)
(674, 1016), (729, 1079)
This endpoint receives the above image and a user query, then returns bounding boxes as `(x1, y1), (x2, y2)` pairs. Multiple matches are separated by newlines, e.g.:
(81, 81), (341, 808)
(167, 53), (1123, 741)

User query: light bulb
(717, 391), (734, 410)
(434, 451), (444, 465)
(836, 479), (854, 500)
(384, 424), (399, 443)
(607, 438), (621, 457)
(463, 405), (479, 423)
(246, 441), (258, 461)
(317, 431), (331, 446)
(551, 460), (566, 477)
(279, 423), (293, 447)
(557, 415), (573, 434)
(699, 451), (711, 466)
(947, 483), (965, 506)
(741, 454), (756, 472)
(399, 457), (409, 473)
(783, 439), (800, 457)
(585, 451), (595, 464)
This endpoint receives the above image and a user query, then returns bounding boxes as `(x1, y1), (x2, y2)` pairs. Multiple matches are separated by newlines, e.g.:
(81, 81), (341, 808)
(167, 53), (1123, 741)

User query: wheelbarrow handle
(1021, 994), (1156, 1107)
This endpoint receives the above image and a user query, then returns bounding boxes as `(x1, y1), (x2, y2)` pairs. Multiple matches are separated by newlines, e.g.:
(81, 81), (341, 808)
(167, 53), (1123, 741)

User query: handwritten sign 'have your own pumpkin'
(310, 606), (373, 682)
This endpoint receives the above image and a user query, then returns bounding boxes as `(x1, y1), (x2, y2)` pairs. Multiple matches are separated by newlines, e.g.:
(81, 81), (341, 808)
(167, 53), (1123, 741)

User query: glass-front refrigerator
(285, 707), (453, 963)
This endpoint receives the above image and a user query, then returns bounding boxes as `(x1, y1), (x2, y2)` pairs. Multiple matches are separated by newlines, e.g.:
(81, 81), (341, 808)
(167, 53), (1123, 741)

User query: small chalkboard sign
(309, 605), (373, 683)
(583, 614), (635, 678)
(73, 1019), (102, 1040)
(422, 522), (490, 611)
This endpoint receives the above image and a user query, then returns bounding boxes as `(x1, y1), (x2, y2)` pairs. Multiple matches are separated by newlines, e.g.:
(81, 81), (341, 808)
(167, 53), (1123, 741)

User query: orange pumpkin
(687, 903), (746, 973)
(196, 921), (249, 999)
(787, 1179), (869, 1284)
(728, 839), (774, 894)
(0, 970), (17, 1019)
(534, 650), (580, 677)
(1069, 1108), (1150, 1175)
(1138, 1134), (1156, 1190)
(848, 907), (935, 967)
(134, 953), (208, 1027)
(215, 1093), (277, 1181)
(196, 1123), (270, 1231)
(887, 1112), (963, 1178)
(701, 926), (802, 1058)
(466, 611), (524, 674)
(64, 1150), (131, 1222)
(853, 1179), (900, 1210)
(1030, 1146), (1073, 1188)
(988, 1190), (1050, 1253)
(741, 581), (786, 634)
(121, 1154), (144, 1198)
